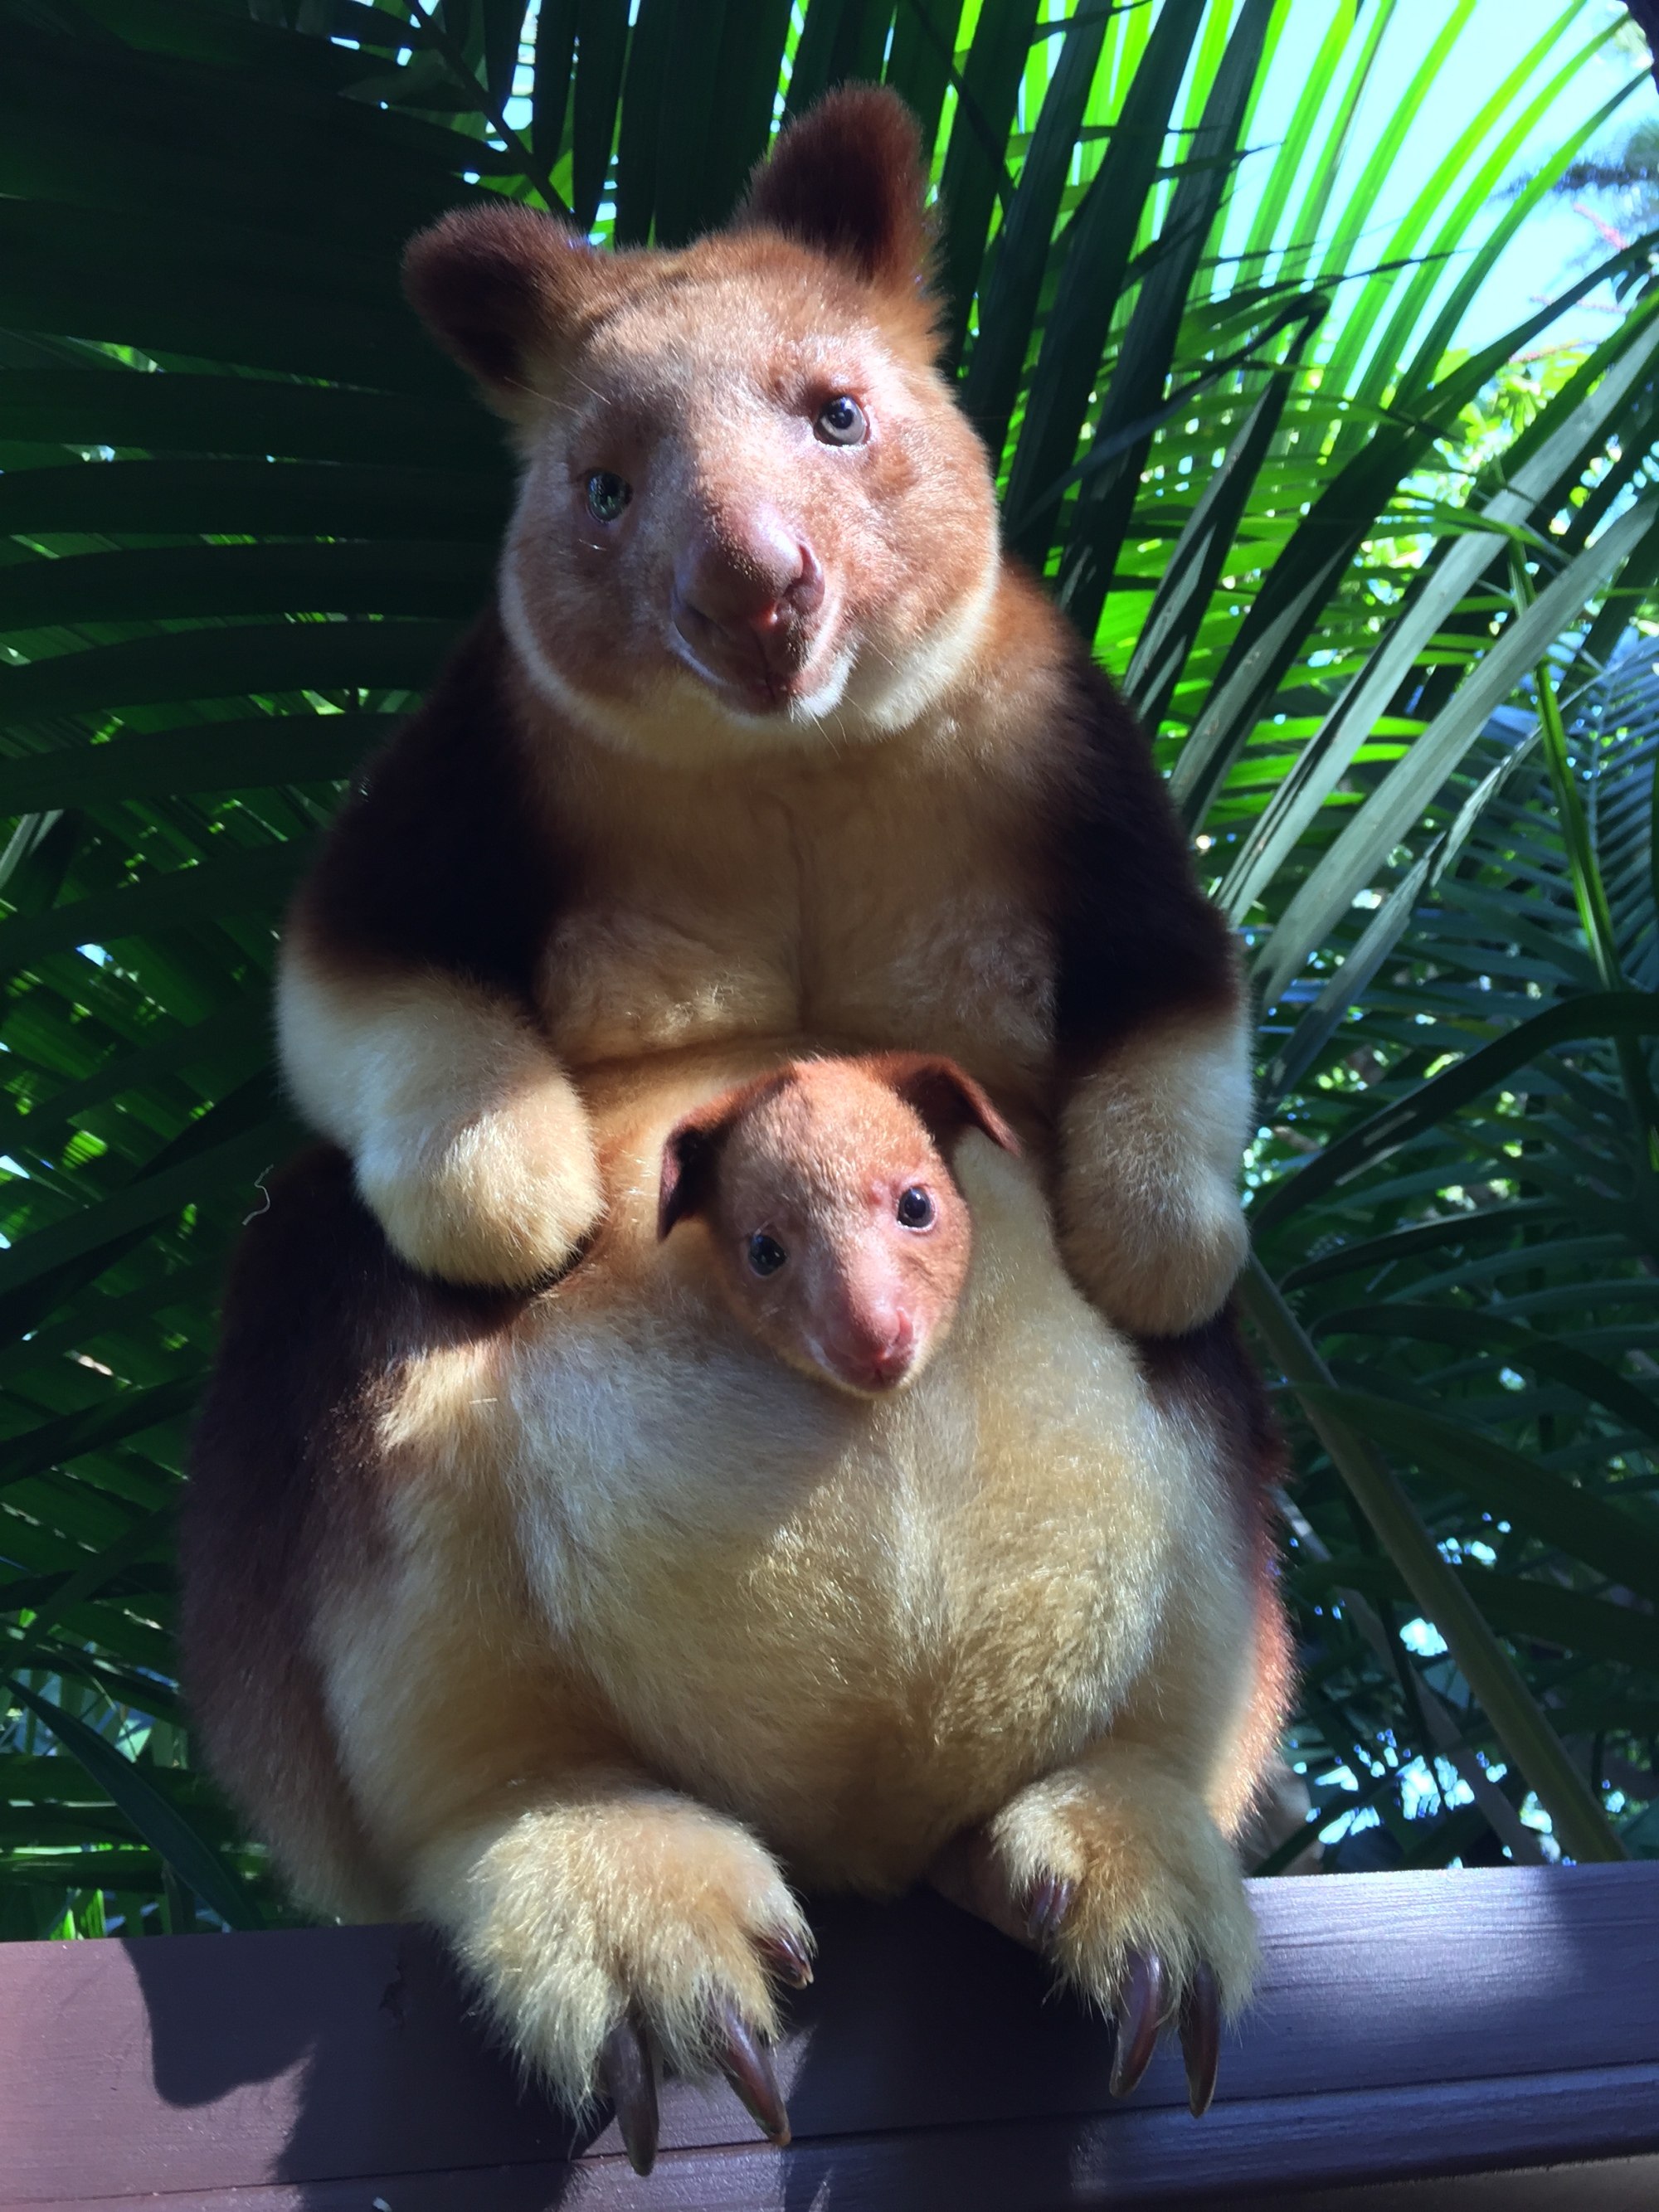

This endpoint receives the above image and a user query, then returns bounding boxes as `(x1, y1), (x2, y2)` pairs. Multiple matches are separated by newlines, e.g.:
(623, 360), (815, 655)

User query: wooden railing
(3, 1864), (1657, 2208)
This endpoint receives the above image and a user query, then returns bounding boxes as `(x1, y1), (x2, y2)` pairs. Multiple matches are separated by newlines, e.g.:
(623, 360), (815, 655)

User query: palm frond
(4, 0), (1659, 1928)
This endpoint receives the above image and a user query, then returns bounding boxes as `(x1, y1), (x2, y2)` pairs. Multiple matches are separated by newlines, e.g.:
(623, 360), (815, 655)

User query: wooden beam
(3, 1865), (1658, 2207)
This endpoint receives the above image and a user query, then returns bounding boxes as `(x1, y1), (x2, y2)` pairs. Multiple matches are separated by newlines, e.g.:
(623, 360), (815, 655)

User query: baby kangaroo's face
(659, 1056), (1018, 1398)
(710, 1084), (966, 1396)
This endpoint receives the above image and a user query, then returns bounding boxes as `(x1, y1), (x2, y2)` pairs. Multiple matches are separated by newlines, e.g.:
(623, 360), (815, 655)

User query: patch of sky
(1438, 1534), (1500, 1566)
(1321, 1800), (1383, 1846)
(1215, 0), (1659, 362)
(1398, 1754), (1479, 1821)
(1520, 1791), (1562, 1856)
(1399, 1615), (1451, 1659)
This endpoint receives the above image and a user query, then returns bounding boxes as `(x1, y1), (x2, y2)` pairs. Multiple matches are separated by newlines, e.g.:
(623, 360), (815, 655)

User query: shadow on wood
(3, 1866), (1658, 2207)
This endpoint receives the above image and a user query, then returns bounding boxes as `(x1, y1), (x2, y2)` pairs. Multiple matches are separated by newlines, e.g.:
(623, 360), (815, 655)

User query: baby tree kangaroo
(182, 86), (1286, 2176)
(658, 1053), (1018, 1396)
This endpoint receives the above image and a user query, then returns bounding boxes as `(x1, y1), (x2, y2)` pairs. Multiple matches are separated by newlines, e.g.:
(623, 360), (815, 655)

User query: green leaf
(1253, 496), (1659, 1008)
(1001, 0), (1205, 562)
(1316, 1300), (1659, 1449)
(1053, 0), (1275, 642)
(572, 0), (630, 231)
(0, 1121), (290, 1302)
(0, 1383), (201, 1498)
(884, 0), (965, 162)
(3, 1679), (261, 1930)
(1121, 295), (1326, 738)
(0, 459), (511, 542)
(0, 541), (494, 632)
(0, 843), (304, 978)
(1169, 237), (1659, 834)
(0, 369), (504, 467)
(0, 716), (387, 814)
(1241, 1261), (1627, 1864)
(17, 1504), (177, 1638)
(961, 2), (1111, 468)
(1252, 992), (1659, 1232)
(1297, 1383), (1659, 1601)
(935, 0), (1043, 366)
(0, 623), (458, 731)
(1219, 304), (1659, 925)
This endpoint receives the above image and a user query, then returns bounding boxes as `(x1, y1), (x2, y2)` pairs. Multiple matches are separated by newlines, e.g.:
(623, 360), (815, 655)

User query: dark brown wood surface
(3, 1865), (1657, 2208)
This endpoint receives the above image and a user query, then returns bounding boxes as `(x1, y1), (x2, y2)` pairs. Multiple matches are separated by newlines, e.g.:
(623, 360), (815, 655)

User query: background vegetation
(3, 0), (1659, 1936)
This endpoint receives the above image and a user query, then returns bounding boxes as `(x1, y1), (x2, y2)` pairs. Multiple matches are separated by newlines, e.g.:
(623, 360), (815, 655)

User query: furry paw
(422, 1791), (811, 2169)
(1058, 1006), (1253, 1336)
(358, 1077), (604, 1287)
(948, 1747), (1258, 2115)
(1059, 1169), (1249, 1337)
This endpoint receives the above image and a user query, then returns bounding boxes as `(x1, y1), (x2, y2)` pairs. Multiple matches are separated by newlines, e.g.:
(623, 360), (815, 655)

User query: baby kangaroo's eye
(896, 1187), (934, 1229)
(815, 395), (868, 446)
(586, 471), (632, 523)
(748, 1232), (788, 1276)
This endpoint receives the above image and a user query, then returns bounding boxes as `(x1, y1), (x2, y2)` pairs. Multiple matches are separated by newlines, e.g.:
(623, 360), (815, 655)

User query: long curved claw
(757, 1929), (815, 1988)
(600, 2013), (660, 2176)
(1179, 1963), (1220, 2118)
(714, 1997), (791, 2146)
(1024, 1872), (1076, 1948)
(1108, 1947), (1165, 2100)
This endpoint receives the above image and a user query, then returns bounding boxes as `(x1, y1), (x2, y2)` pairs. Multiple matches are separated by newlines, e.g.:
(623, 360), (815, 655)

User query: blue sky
(1228, 0), (1659, 360)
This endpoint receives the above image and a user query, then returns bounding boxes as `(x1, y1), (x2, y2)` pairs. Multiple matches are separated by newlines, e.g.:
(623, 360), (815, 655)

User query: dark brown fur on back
(291, 612), (567, 997)
(1049, 660), (1238, 1067)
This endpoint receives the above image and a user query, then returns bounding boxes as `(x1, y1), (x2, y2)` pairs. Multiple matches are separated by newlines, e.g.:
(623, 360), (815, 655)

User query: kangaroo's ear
(868, 1053), (1021, 1157)
(403, 204), (621, 420)
(733, 85), (933, 292)
(659, 1096), (751, 1242)
(658, 1121), (717, 1242)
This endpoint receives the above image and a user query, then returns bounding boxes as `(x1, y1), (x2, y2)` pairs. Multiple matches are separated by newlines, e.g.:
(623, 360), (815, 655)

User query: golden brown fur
(184, 89), (1287, 2133)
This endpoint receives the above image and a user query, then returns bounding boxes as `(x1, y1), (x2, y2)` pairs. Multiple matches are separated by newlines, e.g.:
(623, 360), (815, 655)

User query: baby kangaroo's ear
(658, 1092), (752, 1240)
(870, 1054), (1020, 1157)
(658, 1120), (720, 1242)
(659, 1071), (796, 1240)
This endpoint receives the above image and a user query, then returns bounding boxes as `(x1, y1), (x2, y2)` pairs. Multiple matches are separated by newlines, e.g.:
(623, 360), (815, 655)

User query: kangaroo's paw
(933, 1747), (1258, 2117)
(421, 1791), (813, 2171)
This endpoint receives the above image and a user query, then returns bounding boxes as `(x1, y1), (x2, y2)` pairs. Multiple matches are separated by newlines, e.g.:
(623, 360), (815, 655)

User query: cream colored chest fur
(535, 729), (1056, 1106)
(382, 1135), (1242, 1894)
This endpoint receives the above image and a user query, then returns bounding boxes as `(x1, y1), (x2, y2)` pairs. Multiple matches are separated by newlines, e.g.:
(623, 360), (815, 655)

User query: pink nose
(826, 1309), (915, 1391)
(675, 509), (824, 647)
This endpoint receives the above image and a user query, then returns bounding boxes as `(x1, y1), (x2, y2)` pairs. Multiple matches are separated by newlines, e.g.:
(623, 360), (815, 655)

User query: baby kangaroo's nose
(677, 510), (824, 640)
(868, 1317), (915, 1386)
(827, 1307), (915, 1393)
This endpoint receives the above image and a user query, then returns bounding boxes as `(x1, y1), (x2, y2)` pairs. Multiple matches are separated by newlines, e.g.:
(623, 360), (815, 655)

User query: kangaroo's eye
(815, 395), (868, 446)
(897, 1187), (933, 1229)
(586, 471), (632, 522)
(748, 1232), (787, 1276)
